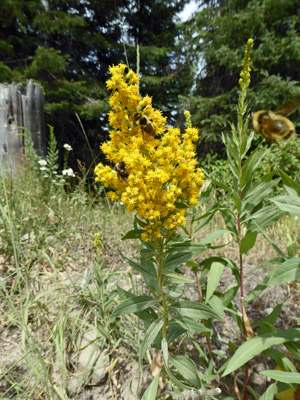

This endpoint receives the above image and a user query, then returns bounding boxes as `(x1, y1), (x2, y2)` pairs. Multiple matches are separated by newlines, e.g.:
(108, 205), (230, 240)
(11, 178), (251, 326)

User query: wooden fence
(0, 80), (46, 174)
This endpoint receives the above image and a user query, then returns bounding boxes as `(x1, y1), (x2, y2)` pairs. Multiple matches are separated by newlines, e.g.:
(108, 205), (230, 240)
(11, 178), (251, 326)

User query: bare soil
(0, 237), (299, 400)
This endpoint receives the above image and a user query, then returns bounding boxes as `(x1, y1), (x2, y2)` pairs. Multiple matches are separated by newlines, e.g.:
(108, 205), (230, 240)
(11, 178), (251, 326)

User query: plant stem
(238, 88), (249, 400)
(156, 237), (168, 339)
(194, 270), (215, 385)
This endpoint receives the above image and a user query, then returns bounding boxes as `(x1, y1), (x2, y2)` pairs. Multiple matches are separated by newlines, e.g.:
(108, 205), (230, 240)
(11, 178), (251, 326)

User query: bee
(134, 113), (156, 137)
(115, 161), (129, 181)
(249, 96), (300, 147)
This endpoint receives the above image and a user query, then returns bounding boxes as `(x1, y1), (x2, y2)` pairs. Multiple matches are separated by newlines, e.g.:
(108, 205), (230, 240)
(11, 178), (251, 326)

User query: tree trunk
(0, 79), (46, 175)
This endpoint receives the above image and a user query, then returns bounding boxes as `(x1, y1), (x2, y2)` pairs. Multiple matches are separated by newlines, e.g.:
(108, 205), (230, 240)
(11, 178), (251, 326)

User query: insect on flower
(134, 112), (156, 137)
(115, 161), (129, 181)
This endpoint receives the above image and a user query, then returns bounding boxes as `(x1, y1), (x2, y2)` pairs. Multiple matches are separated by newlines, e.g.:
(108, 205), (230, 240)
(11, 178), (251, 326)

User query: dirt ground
(0, 250), (299, 399)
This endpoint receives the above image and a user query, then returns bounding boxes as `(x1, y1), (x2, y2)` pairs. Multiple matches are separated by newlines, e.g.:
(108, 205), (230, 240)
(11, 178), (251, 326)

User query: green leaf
(271, 195), (300, 216)
(218, 285), (239, 307)
(193, 211), (215, 234)
(210, 178), (231, 192)
(241, 148), (266, 188)
(169, 316), (211, 334)
(278, 169), (300, 196)
(246, 206), (285, 232)
(141, 374), (160, 400)
(208, 296), (224, 320)
(247, 258), (300, 302)
(199, 229), (229, 245)
(122, 229), (145, 240)
(167, 325), (187, 343)
(222, 328), (300, 376)
(260, 370), (300, 384)
(242, 173), (279, 211)
(232, 192), (242, 212)
(112, 296), (158, 317)
(174, 200), (189, 209)
(120, 252), (157, 280)
(170, 355), (201, 388)
(206, 261), (225, 302)
(164, 251), (194, 269)
(263, 349), (298, 372)
(197, 187), (212, 205)
(285, 342), (300, 362)
(258, 303), (283, 335)
(170, 301), (223, 321)
(161, 269), (194, 284)
(139, 318), (164, 365)
(266, 258), (300, 286)
(186, 260), (200, 272)
(221, 209), (238, 238)
(259, 382), (279, 400)
(246, 218), (287, 259)
(200, 256), (240, 285)
(240, 231), (258, 254)
(161, 338), (191, 390)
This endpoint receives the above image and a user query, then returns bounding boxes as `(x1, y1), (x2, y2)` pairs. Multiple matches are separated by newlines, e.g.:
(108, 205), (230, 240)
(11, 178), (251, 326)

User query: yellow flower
(95, 64), (205, 241)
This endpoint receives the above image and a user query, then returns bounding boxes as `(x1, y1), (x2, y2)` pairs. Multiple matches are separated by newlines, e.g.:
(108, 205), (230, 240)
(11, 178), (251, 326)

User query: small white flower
(63, 144), (73, 151)
(38, 159), (47, 166)
(40, 166), (47, 171)
(62, 168), (75, 177)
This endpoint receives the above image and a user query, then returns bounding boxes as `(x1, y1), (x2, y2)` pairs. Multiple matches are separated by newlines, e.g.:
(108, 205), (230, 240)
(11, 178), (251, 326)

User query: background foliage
(1, 0), (300, 172)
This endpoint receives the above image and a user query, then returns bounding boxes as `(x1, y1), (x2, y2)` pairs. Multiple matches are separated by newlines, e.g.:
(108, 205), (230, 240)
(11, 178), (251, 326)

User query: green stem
(238, 88), (249, 400)
(155, 237), (168, 339)
(194, 270), (215, 386)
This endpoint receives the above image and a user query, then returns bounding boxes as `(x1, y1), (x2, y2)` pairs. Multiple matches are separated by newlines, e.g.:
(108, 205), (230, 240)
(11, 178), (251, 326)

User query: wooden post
(0, 80), (46, 175)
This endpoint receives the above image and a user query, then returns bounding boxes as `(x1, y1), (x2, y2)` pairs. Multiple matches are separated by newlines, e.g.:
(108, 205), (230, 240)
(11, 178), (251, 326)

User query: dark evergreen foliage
(181, 0), (300, 155)
(0, 0), (190, 171)
(1, 0), (299, 168)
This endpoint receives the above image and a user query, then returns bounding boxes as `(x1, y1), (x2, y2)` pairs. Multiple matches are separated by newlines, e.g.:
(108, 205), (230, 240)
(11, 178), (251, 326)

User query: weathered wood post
(0, 79), (46, 174)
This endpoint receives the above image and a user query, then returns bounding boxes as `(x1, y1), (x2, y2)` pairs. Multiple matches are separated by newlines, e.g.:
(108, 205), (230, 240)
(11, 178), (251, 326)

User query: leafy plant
(93, 41), (300, 400)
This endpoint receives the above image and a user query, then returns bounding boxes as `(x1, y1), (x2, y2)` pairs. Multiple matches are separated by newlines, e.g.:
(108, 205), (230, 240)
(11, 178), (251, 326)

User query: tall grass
(0, 129), (138, 399)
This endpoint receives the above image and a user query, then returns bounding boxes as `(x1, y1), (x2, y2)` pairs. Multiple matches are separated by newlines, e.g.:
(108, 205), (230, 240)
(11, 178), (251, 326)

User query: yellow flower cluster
(95, 63), (204, 241)
(239, 38), (254, 90)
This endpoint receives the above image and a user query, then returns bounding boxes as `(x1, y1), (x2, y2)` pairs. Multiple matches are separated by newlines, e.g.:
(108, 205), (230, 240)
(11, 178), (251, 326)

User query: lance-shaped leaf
(271, 195), (300, 217)
(122, 229), (145, 240)
(278, 168), (300, 196)
(222, 328), (300, 376)
(169, 316), (211, 334)
(139, 318), (164, 365)
(260, 370), (300, 384)
(170, 355), (202, 388)
(120, 251), (157, 280)
(161, 269), (194, 284)
(112, 296), (158, 317)
(141, 374), (160, 400)
(170, 300), (223, 321)
(246, 258), (300, 302)
(206, 260), (225, 302)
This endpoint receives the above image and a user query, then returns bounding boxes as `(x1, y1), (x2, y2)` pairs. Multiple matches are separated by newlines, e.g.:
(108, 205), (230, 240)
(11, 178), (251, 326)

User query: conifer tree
(0, 0), (191, 167)
(180, 0), (300, 155)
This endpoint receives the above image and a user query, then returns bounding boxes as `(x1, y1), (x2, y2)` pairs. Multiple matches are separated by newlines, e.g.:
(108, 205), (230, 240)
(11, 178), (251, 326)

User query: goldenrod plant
(94, 64), (224, 395)
(95, 63), (204, 241)
(95, 42), (300, 400)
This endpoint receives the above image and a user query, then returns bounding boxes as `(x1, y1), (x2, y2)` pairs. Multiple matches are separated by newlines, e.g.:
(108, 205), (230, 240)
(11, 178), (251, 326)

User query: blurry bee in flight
(249, 96), (300, 147)
(115, 161), (129, 181)
(134, 113), (156, 137)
